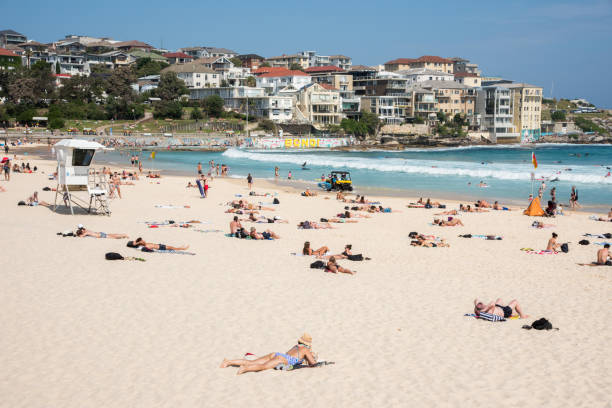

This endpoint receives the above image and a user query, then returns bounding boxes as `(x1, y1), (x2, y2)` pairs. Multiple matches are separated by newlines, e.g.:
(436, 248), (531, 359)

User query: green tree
(452, 113), (465, 127)
(230, 57), (242, 67)
(16, 108), (36, 125)
(133, 57), (169, 77)
(245, 76), (256, 87)
(55, 61), (61, 74)
(436, 111), (447, 122)
(551, 110), (566, 121)
(156, 72), (188, 101)
(259, 119), (276, 132)
(48, 117), (65, 129)
(260, 62), (271, 68)
(289, 63), (304, 71)
(153, 100), (183, 119)
(29, 60), (55, 101)
(107, 66), (136, 101)
(190, 107), (203, 120)
(8, 77), (37, 104)
(220, 79), (229, 87)
(203, 95), (224, 117)
(359, 111), (381, 136)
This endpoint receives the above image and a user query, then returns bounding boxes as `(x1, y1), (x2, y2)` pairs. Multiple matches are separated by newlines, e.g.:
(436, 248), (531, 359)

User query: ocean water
(98, 144), (612, 208)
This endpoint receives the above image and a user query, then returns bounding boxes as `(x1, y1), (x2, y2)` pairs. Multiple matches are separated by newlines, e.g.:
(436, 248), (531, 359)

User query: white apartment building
(162, 63), (220, 89)
(505, 83), (543, 141)
(476, 85), (519, 142)
(398, 68), (454, 85)
(256, 70), (311, 95)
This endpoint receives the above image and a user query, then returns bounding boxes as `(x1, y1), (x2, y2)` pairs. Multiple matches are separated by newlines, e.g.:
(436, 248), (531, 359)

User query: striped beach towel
(465, 313), (506, 322)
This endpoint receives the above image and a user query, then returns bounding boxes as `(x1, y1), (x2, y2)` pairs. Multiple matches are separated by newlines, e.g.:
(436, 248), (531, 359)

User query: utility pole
(246, 92), (249, 139)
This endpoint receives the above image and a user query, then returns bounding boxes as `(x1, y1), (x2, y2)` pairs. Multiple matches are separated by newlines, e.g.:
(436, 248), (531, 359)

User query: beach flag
(151, 151), (156, 159)
(532, 152), (538, 169)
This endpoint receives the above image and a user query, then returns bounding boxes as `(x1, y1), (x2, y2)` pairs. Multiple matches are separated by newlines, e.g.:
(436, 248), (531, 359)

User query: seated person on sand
(302, 188), (317, 197)
(230, 216), (244, 236)
(325, 256), (355, 275)
(326, 244), (372, 260)
(220, 334), (317, 374)
(474, 298), (529, 319)
(596, 244), (611, 265)
(336, 191), (346, 201)
(425, 198), (440, 207)
(186, 181), (197, 188)
(26, 191), (51, 207)
(298, 221), (334, 229)
(410, 236), (449, 247)
(131, 238), (189, 251)
(249, 227), (279, 240)
(492, 201), (511, 211)
(433, 218), (464, 226)
(76, 226), (128, 239)
(303, 241), (329, 256)
(546, 232), (560, 251)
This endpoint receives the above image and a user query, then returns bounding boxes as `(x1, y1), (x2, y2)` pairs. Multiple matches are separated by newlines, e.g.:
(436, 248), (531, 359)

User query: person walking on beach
(274, 166), (279, 177)
(288, 171), (292, 180)
(3, 159), (10, 181)
(247, 173), (253, 190)
(197, 162), (202, 175)
(570, 186), (581, 209)
(220, 333), (318, 374)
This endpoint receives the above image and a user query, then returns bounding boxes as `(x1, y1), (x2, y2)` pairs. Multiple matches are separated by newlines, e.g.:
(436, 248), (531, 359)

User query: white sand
(0, 154), (610, 408)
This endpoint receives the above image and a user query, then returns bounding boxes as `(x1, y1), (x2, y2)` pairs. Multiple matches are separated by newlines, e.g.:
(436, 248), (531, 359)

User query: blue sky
(4, 0), (612, 107)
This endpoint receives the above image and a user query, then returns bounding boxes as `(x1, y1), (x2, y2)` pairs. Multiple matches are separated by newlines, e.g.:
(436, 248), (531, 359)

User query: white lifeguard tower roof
(55, 139), (107, 150)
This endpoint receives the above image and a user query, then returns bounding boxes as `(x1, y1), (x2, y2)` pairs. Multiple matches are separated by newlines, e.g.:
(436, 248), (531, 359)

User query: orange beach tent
(523, 197), (545, 216)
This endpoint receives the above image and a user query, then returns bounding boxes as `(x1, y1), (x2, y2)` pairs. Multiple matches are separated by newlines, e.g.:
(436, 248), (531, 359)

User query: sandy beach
(0, 152), (610, 408)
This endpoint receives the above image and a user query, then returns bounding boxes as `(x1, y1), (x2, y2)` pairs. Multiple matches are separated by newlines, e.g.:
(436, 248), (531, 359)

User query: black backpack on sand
(560, 243), (569, 253)
(310, 260), (325, 269)
(523, 318), (557, 331)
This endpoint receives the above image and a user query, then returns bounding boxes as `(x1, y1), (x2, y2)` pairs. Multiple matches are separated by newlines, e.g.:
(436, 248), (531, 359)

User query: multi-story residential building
(398, 68), (454, 85)
(305, 66), (352, 91)
(221, 66), (252, 87)
(179, 47), (237, 59)
(255, 69), (311, 95)
(189, 86), (295, 123)
(0, 48), (21, 70)
(193, 56), (233, 73)
(132, 74), (161, 93)
(163, 52), (194, 64)
(264, 53), (310, 70)
(129, 50), (168, 63)
(504, 83), (543, 141)
(352, 71), (408, 97)
(114, 41), (153, 52)
(413, 80), (478, 122)
(384, 56), (454, 74)
(449, 57), (481, 75)
(235, 54), (264, 69)
(476, 85), (519, 142)
(0, 30), (27, 47)
(162, 62), (220, 89)
(454, 72), (481, 87)
(329, 55), (352, 70)
(361, 95), (412, 125)
(286, 82), (343, 128)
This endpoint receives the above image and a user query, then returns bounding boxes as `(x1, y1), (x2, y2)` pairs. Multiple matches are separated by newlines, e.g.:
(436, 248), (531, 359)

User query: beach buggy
(319, 171), (353, 191)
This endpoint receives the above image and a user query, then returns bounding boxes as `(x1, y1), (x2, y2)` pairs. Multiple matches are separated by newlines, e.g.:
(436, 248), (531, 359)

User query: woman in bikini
(76, 227), (128, 239)
(303, 241), (329, 256)
(220, 334), (317, 374)
(325, 256), (355, 275)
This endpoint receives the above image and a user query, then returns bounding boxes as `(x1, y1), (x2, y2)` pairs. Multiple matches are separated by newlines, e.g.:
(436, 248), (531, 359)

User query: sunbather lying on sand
(492, 201), (511, 211)
(301, 188), (317, 197)
(474, 298), (529, 319)
(303, 241), (329, 256)
(476, 200), (491, 208)
(249, 227), (279, 240)
(25, 191), (52, 207)
(410, 236), (449, 247)
(298, 221), (334, 229)
(246, 213), (287, 223)
(328, 218), (358, 223)
(435, 209), (458, 215)
(408, 232), (437, 240)
(131, 238), (189, 251)
(460, 204), (487, 213)
(325, 256), (355, 275)
(76, 227), (128, 239)
(433, 218), (464, 226)
(340, 211), (371, 219)
(532, 221), (554, 229)
(220, 333), (317, 374)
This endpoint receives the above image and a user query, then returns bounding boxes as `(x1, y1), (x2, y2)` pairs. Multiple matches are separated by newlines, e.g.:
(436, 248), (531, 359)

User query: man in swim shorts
(474, 298), (529, 319)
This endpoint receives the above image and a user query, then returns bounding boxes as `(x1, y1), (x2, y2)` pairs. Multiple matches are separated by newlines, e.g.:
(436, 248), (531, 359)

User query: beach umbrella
(1, 157), (7, 163)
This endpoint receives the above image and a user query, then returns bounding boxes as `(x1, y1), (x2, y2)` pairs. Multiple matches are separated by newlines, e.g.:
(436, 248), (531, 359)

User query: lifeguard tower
(53, 139), (112, 215)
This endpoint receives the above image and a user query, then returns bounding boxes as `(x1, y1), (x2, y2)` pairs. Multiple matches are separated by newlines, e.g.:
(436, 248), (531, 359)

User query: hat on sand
(274, 216), (281, 220)
(298, 333), (312, 346)
(77, 224), (84, 229)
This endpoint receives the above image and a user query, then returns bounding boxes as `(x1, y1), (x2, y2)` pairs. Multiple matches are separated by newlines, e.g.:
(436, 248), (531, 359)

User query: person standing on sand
(3, 159), (9, 181)
(288, 171), (292, 180)
(220, 334), (318, 374)
(247, 173), (253, 190)
(474, 298), (529, 319)
(138, 161), (142, 174)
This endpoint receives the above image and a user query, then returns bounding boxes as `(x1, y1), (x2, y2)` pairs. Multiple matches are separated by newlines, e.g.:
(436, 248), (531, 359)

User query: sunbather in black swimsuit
(496, 304), (512, 318)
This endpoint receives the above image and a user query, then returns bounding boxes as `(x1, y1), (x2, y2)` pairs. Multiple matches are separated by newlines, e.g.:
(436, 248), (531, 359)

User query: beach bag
(560, 243), (569, 253)
(105, 252), (124, 260)
(17, 201), (26, 206)
(604, 233), (612, 239)
(238, 228), (248, 239)
(523, 318), (556, 331)
(320, 218), (329, 222)
(578, 239), (589, 245)
(424, 204), (432, 209)
(42, 186), (51, 191)
(273, 198), (280, 204)
(459, 234), (472, 238)
(438, 204), (446, 209)
(310, 260), (325, 269)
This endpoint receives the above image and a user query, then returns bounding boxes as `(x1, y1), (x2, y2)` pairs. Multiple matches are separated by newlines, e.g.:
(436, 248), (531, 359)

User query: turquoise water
(98, 144), (612, 208)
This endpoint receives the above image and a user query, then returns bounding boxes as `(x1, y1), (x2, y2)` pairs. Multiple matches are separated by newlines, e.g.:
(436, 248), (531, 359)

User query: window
(196, 82), (200, 87)
(72, 149), (95, 166)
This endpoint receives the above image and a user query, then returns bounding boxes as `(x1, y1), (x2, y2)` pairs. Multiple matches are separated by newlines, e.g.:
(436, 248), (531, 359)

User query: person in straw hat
(220, 333), (317, 374)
